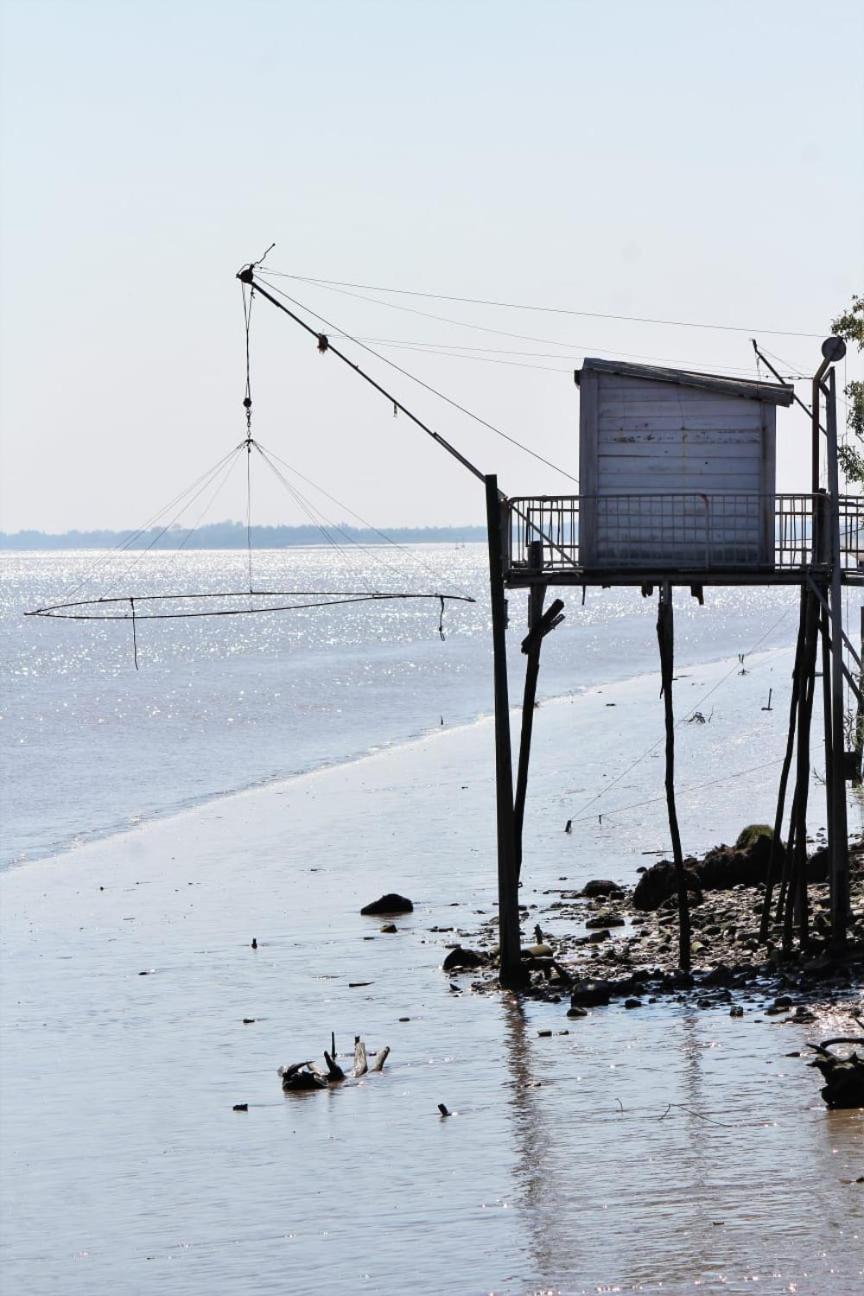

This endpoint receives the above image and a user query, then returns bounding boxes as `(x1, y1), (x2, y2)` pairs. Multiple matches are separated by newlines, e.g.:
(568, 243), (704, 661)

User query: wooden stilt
(484, 474), (524, 989)
(825, 371), (850, 951)
(760, 590), (806, 942)
(855, 605), (864, 784)
(514, 540), (546, 881)
(656, 582), (691, 971)
(784, 588), (819, 949)
(776, 786), (797, 936)
(820, 603), (836, 914)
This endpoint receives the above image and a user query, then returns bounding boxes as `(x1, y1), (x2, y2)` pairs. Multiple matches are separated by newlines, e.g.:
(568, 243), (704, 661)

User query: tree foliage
(832, 294), (864, 483)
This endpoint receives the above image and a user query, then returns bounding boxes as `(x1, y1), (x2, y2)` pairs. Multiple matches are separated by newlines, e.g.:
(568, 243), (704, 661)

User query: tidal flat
(2, 673), (863, 1294)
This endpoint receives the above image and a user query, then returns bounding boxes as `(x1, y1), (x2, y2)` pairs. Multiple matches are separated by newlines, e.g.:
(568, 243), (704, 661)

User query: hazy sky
(1, 0), (862, 533)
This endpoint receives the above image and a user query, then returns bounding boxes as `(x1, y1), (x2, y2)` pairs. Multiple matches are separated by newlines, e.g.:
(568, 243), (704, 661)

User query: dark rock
(699, 839), (776, 890)
(734, 824), (773, 850)
(442, 946), (485, 971)
(729, 1005), (744, 1017)
(633, 861), (703, 911)
(570, 979), (612, 1007)
(233, 1103), (249, 1111)
(632, 832), (828, 911)
(587, 928), (611, 942)
(566, 1004), (588, 1018)
(361, 893), (413, 915)
(582, 879), (624, 898)
(280, 1063), (327, 1092)
(624, 998), (642, 1009)
(380, 923), (398, 933)
(810, 1048), (864, 1108)
(585, 913), (626, 929)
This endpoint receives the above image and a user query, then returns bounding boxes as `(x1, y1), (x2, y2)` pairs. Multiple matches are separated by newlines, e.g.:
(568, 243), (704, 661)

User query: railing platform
(505, 493), (864, 587)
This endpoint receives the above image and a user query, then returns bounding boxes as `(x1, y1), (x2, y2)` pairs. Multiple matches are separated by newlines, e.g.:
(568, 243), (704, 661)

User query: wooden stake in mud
(825, 366), (850, 951)
(760, 590), (806, 941)
(484, 475), (524, 989)
(513, 541), (564, 880)
(784, 586), (820, 949)
(856, 604), (864, 783)
(656, 582), (691, 971)
(514, 541), (546, 880)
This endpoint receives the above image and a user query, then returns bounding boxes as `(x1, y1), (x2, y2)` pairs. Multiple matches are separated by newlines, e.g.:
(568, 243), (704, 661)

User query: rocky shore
(445, 828), (864, 1023)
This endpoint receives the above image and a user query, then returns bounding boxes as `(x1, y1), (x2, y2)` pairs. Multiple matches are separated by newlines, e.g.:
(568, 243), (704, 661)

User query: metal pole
(485, 476), (524, 988)
(812, 356), (830, 493)
(825, 367), (850, 949)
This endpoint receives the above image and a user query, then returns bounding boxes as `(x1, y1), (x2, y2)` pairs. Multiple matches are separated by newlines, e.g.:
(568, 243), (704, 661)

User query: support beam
(760, 590), (806, 942)
(485, 474), (525, 989)
(514, 541), (546, 881)
(656, 582), (691, 971)
(784, 587), (819, 950)
(820, 603), (836, 916)
(825, 368), (850, 951)
(856, 606), (864, 783)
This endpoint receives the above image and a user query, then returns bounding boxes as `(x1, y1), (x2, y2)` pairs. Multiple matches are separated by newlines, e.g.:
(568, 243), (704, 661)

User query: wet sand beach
(2, 657), (863, 1295)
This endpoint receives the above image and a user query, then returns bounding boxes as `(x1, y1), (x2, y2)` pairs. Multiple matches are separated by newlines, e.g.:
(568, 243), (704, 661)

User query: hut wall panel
(585, 371), (773, 568)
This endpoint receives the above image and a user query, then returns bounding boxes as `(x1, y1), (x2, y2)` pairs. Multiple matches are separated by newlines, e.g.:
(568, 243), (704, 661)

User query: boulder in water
(361, 893), (414, 915)
(442, 946), (485, 971)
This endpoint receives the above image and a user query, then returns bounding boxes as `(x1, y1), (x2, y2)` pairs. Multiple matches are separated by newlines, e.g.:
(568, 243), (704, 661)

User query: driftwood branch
(370, 1045), (390, 1073)
(353, 1037), (368, 1077)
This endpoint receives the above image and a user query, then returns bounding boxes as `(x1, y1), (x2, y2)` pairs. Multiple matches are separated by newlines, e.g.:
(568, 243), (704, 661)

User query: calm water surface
(1, 546), (862, 1293)
(1, 546), (808, 868)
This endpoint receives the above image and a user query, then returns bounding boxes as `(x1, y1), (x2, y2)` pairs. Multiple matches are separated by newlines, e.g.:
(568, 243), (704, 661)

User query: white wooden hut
(576, 358), (794, 571)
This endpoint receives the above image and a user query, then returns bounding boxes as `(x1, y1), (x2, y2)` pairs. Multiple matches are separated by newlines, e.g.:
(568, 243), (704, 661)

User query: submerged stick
(324, 1050), (345, 1081)
(370, 1045), (390, 1073)
(353, 1037), (368, 1077)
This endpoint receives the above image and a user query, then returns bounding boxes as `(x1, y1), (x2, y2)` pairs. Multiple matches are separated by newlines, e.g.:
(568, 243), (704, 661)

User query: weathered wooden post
(484, 474), (524, 988)
(856, 604), (864, 782)
(784, 586), (819, 949)
(760, 590), (807, 942)
(824, 362), (850, 950)
(513, 540), (546, 881)
(656, 581), (691, 971)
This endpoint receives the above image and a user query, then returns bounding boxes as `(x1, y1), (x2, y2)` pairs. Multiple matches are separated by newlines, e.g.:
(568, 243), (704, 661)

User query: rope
(254, 439), (475, 603)
(329, 335), (772, 379)
(58, 444), (244, 605)
(569, 603), (794, 823)
(101, 446), (245, 599)
(260, 269), (824, 338)
(255, 275), (580, 487)
(574, 758), (784, 826)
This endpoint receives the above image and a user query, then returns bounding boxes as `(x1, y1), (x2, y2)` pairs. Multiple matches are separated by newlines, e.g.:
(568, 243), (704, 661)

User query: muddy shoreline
(448, 838), (864, 1026)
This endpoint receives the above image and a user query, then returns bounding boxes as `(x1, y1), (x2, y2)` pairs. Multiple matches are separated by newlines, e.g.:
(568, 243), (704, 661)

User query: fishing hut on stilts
(226, 270), (860, 990)
(492, 340), (861, 987)
(42, 254), (855, 995)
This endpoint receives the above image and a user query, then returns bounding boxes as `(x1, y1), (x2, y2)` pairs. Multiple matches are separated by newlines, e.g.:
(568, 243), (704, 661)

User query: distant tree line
(0, 519), (486, 550)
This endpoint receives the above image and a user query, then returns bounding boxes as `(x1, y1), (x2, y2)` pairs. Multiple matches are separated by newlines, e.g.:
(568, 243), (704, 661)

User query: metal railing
(507, 493), (864, 574)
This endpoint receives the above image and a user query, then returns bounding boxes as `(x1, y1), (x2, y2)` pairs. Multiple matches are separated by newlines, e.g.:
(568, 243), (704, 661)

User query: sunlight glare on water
(1, 546), (862, 1293)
